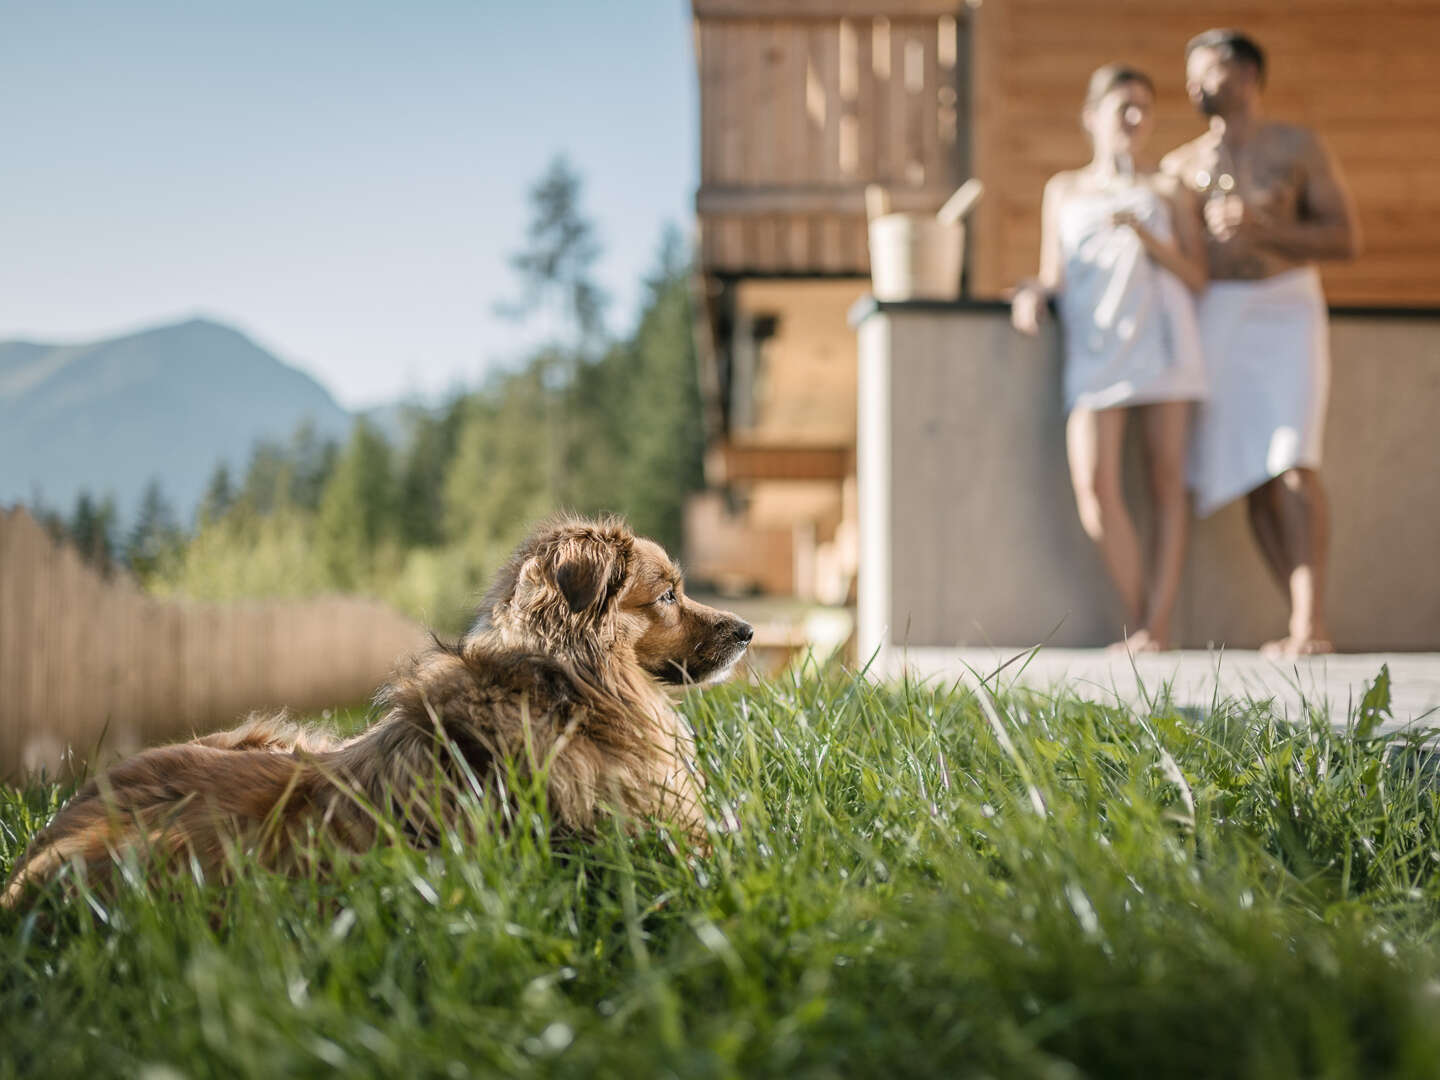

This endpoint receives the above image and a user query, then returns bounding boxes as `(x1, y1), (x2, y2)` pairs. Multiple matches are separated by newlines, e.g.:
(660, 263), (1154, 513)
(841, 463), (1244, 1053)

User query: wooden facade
(969, 0), (1440, 306)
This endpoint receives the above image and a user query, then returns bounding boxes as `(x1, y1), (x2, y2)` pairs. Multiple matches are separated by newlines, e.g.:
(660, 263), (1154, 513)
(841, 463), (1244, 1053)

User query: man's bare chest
(1188, 138), (1304, 217)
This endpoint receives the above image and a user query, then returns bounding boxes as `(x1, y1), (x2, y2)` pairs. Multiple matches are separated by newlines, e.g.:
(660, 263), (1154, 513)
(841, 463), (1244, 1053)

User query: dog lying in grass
(2, 516), (753, 907)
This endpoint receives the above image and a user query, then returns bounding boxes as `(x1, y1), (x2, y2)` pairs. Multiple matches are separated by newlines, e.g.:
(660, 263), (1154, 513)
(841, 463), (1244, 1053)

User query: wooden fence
(0, 507), (430, 779)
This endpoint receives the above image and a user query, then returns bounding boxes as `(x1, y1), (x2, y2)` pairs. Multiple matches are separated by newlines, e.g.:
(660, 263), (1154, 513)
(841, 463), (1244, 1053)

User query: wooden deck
(882, 647), (1440, 734)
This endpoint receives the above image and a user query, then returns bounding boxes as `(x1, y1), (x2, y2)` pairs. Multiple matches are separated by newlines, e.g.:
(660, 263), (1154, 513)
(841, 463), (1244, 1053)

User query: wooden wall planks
(969, 0), (1440, 305)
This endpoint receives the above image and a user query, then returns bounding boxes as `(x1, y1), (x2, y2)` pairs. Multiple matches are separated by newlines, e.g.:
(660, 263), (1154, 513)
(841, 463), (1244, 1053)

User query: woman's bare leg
(1137, 401), (1193, 650)
(1066, 407), (1145, 641)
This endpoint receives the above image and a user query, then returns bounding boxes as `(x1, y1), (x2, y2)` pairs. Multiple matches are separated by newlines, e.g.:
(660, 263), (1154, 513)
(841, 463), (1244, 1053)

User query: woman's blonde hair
(1083, 63), (1155, 112)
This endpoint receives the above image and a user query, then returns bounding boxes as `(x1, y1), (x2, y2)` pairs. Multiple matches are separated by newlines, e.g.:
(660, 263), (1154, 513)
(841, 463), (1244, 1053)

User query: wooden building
(689, 0), (969, 601)
(688, 0), (1440, 602)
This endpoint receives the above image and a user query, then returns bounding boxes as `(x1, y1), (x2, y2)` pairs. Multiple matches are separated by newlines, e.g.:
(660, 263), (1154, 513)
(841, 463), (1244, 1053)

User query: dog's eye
(658, 589), (677, 606)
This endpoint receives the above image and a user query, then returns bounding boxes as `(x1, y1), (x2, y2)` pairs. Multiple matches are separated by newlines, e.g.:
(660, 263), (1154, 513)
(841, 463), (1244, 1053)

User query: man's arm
(1158, 146), (1191, 182)
(1249, 130), (1363, 262)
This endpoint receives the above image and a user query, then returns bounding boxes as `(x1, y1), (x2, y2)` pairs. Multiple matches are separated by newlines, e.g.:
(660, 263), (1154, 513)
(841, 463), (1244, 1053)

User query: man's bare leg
(1245, 486), (1292, 592)
(1066, 407), (1147, 647)
(1252, 468), (1333, 657)
(1136, 402), (1192, 650)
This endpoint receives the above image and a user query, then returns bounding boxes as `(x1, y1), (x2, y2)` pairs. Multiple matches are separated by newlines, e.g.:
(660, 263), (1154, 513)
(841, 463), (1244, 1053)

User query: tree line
(38, 159), (705, 632)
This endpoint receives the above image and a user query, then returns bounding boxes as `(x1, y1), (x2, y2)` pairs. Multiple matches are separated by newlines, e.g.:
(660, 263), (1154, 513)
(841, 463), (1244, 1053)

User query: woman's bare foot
(1107, 629), (1166, 654)
(1286, 636), (1334, 657)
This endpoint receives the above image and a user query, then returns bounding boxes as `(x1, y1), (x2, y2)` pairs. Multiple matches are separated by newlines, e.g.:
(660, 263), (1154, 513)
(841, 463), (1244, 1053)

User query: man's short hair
(1186, 28), (1267, 85)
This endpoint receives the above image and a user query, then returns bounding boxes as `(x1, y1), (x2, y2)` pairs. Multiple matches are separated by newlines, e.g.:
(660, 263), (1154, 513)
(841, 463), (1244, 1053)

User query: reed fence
(0, 507), (429, 778)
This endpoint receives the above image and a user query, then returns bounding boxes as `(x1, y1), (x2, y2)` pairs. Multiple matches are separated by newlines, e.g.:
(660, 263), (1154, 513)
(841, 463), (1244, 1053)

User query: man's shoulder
(1258, 121), (1320, 154)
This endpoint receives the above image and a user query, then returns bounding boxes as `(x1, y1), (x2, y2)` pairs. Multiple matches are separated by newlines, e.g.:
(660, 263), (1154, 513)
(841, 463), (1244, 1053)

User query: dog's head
(473, 516), (753, 685)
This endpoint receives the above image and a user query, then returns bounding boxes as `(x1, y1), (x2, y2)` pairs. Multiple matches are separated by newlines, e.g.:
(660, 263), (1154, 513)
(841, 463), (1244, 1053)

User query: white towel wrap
(1189, 265), (1330, 517)
(1054, 184), (1208, 415)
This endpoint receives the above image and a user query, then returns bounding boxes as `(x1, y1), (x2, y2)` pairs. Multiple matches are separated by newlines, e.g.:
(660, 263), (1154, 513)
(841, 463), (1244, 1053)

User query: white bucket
(867, 213), (964, 301)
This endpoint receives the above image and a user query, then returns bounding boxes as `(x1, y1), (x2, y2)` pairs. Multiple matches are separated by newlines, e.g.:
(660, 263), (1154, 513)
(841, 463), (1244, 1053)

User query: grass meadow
(3, 662), (1440, 1078)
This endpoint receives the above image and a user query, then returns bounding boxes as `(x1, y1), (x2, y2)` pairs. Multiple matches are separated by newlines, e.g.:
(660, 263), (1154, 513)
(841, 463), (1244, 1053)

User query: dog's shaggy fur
(2, 516), (752, 907)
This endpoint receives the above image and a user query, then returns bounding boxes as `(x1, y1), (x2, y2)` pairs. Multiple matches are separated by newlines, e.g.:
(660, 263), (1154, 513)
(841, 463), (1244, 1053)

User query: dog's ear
(511, 532), (631, 616)
(554, 558), (607, 613)
(553, 543), (615, 614)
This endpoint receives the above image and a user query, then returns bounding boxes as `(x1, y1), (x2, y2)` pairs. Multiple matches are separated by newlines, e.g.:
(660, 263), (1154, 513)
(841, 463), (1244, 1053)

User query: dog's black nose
(733, 621), (754, 646)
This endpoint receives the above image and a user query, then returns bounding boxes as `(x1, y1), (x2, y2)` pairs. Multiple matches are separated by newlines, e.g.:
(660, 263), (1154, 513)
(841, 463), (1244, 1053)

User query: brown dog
(2, 516), (752, 906)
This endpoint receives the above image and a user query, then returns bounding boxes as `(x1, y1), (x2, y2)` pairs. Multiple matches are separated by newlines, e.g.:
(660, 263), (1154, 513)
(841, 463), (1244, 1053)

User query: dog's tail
(2, 742), (325, 908)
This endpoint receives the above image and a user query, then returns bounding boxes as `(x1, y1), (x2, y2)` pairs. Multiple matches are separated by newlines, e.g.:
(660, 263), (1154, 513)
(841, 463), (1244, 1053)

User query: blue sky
(0, 1), (697, 408)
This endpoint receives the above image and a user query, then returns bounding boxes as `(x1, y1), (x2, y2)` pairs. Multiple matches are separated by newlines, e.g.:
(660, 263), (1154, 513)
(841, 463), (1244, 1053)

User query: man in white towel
(1162, 29), (1361, 658)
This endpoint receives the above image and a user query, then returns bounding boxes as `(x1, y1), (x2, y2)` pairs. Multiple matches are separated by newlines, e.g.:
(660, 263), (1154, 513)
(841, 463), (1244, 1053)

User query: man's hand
(1203, 193), (1277, 244)
(1010, 283), (1047, 336)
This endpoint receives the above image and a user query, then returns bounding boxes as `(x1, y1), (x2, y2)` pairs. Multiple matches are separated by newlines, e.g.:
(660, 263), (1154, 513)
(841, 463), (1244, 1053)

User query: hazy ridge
(0, 318), (352, 525)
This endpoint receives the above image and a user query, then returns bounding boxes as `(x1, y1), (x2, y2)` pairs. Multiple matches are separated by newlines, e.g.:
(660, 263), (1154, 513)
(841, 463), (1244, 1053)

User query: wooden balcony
(712, 441), (853, 484)
(693, 2), (968, 277)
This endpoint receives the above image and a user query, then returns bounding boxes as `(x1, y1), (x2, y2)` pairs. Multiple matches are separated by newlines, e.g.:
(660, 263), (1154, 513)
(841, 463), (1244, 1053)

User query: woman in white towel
(1012, 65), (1208, 651)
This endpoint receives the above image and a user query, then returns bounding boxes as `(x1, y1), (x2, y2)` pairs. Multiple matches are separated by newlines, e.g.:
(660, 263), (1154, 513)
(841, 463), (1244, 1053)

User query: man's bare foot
(1260, 635), (1335, 659)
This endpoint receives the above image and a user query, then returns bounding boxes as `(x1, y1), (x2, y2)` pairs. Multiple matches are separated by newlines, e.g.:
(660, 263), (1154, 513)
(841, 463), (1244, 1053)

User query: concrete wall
(855, 301), (1440, 655)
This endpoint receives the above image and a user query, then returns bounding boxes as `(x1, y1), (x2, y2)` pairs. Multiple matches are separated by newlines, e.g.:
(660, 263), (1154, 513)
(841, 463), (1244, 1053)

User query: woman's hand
(1111, 208), (1148, 237)
(1010, 282), (1048, 335)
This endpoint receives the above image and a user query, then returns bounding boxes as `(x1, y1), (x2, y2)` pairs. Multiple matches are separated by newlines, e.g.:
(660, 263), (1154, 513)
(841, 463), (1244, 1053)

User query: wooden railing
(0, 507), (429, 778)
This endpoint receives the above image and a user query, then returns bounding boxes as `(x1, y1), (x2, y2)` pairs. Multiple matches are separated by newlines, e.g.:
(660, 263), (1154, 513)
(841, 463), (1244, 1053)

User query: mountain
(0, 317), (352, 526)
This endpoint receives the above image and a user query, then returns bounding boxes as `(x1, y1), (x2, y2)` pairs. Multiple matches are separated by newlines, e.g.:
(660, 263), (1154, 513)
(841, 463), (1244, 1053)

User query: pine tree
(396, 402), (463, 547)
(197, 462), (235, 526)
(289, 419), (341, 512)
(240, 440), (293, 514)
(557, 225), (703, 550)
(126, 477), (183, 581)
(499, 157), (610, 508)
(316, 420), (396, 588)
(69, 491), (118, 572)
(616, 225), (705, 550)
(499, 156), (608, 349)
(444, 375), (551, 550)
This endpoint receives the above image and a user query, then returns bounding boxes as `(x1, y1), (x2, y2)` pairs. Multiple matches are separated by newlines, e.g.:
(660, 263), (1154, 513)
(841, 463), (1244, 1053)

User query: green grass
(3, 663), (1440, 1078)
